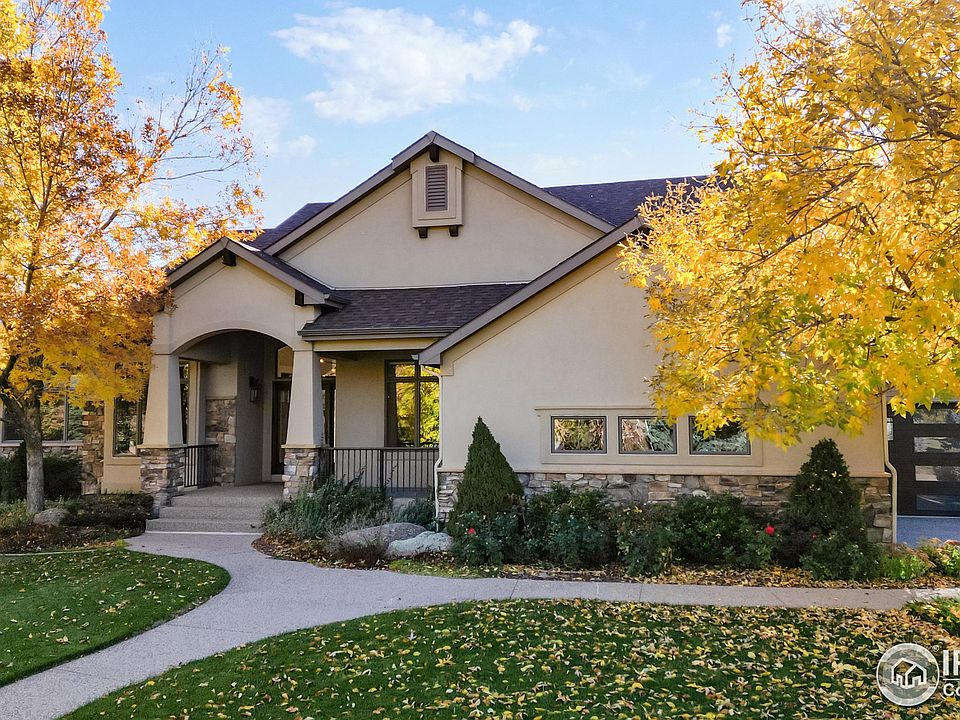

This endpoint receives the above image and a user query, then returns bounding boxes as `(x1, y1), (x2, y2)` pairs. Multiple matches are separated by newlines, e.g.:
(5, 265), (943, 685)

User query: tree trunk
(23, 399), (45, 515)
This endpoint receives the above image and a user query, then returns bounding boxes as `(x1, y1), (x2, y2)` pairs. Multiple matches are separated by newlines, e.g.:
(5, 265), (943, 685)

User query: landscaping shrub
(263, 478), (391, 540)
(781, 439), (866, 565)
(0, 501), (29, 531)
(918, 539), (960, 577)
(0, 443), (82, 501)
(392, 496), (436, 529)
(909, 599), (960, 637)
(670, 493), (756, 565)
(524, 485), (615, 568)
(450, 509), (523, 567)
(879, 546), (933, 581)
(734, 525), (780, 570)
(616, 505), (675, 576)
(801, 533), (879, 580)
(64, 493), (153, 532)
(448, 418), (523, 530)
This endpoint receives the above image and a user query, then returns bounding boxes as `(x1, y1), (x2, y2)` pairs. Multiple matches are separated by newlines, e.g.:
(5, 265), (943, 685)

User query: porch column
(282, 350), (324, 498)
(139, 353), (185, 512)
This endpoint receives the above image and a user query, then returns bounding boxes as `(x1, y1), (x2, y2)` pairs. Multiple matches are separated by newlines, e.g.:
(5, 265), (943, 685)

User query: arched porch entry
(139, 328), (333, 507)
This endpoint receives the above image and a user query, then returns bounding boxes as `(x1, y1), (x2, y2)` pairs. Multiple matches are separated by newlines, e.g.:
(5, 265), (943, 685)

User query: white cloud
(715, 22), (732, 48)
(512, 94), (533, 112)
(472, 9), (491, 27)
(243, 95), (317, 159)
(273, 7), (543, 123)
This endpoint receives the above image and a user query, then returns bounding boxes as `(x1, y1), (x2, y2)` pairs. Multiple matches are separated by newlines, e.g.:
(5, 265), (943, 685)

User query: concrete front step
(170, 487), (282, 509)
(160, 505), (266, 521)
(146, 517), (264, 533)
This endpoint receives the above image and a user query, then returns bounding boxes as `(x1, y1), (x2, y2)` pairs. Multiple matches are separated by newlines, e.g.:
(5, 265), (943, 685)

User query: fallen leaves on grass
(67, 600), (958, 719)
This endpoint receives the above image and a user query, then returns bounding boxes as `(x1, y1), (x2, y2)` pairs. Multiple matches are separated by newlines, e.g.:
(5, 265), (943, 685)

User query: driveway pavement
(898, 516), (960, 546)
(0, 532), (952, 720)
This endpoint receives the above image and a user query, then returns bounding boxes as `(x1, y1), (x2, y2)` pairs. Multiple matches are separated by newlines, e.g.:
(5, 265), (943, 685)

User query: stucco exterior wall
(153, 259), (316, 357)
(100, 398), (142, 493)
(334, 356), (386, 447)
(438, 248), (888, 479)
(281, 156), (601, 289)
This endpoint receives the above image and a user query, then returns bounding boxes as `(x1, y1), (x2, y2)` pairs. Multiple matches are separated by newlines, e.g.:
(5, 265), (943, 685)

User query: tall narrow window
(386, 362), (439, 447)
(114, 388), (147, 456)
(179, 362), (190, 443)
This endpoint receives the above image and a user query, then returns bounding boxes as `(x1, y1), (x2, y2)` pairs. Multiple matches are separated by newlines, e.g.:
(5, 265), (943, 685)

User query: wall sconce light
(249, 376), (262, 403)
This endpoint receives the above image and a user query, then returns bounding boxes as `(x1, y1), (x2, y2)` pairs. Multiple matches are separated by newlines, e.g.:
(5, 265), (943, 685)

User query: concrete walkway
(1, 533), (954, 720)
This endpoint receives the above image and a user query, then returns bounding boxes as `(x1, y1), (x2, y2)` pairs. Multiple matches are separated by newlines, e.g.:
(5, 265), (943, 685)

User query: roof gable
(261, 131), (615, 256)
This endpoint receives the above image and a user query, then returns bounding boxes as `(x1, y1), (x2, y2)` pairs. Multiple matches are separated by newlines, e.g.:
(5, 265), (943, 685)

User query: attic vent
(424, 164), (448, 212)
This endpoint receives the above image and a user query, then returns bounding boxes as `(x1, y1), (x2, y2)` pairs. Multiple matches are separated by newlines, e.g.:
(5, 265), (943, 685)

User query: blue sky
(102, 1), (757, 225)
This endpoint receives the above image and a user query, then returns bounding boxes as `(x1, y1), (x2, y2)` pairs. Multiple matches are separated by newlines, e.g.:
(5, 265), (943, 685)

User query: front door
(271, 379), (291, 476)
(889, 403), (960, 515)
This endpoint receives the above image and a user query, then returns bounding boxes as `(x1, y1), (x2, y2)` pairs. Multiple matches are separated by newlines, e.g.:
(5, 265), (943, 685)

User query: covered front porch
(137, 329), (439, 507)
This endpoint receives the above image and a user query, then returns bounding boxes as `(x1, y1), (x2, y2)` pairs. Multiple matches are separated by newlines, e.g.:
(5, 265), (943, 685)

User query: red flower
(765, 524), (775, 536)
(811, 532), (817, 540)
(467, 528), (476, 536)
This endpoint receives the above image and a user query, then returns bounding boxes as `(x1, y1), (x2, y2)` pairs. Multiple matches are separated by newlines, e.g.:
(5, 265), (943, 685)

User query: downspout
(881, 395), (898, 544)
(433, 375), (443, 522)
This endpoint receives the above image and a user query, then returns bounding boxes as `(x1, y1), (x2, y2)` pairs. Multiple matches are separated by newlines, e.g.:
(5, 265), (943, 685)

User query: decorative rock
(385, 531), (454, 559)
(33, 507), (70, 526)
(330, 522), (426, 556)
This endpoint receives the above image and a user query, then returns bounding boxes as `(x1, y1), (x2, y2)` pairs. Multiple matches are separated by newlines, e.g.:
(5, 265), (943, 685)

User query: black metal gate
(888, 403), (960, 516)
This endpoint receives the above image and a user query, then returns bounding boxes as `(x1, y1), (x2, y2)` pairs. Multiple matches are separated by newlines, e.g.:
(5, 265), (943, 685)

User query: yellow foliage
(618, 0), (960, 445)
(0, 1), (260, 426)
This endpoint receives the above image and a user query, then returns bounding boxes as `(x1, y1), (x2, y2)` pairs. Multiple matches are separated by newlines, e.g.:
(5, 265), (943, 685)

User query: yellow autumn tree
(0, 0), (259, 512)
(619, 0), (960, 446)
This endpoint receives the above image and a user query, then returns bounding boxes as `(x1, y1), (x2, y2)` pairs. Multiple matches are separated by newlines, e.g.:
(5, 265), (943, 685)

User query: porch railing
(318, 446), (438, 496)
(181, 443), (218, 488)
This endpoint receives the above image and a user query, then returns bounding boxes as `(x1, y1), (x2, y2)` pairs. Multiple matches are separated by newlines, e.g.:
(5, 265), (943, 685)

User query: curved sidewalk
(0, 532), (946, 720)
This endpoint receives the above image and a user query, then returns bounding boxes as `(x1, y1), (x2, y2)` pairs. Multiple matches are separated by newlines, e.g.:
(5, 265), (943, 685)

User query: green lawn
(68, 600), (957, 719)
(0, 548), (229, 686)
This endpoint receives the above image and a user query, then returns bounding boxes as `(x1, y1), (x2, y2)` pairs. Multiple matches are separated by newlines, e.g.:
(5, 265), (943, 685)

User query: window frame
(0, 394), (83, 444)
(688, 419), (752, 456)
(550, 415), (607, 454)
(384, 361), (440, 448)
(618, 416), (678, 455)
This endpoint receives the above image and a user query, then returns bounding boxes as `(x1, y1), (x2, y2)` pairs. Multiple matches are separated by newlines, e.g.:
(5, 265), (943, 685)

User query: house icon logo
(877, 643), (939, 706)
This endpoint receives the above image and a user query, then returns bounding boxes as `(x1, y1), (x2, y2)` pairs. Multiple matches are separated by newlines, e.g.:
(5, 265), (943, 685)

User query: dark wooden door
(271, 379), (292, 475)
(889, 403), (960, 515)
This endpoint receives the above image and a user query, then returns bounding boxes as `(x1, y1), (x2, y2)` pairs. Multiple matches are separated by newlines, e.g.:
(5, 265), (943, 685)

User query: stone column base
(139, 447), (185, 515)
(282, 447), (321, 500)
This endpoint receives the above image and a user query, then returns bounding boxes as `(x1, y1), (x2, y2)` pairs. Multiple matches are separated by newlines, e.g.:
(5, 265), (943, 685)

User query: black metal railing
(181, 443), (218, 488)
(318, 446), (438, 495)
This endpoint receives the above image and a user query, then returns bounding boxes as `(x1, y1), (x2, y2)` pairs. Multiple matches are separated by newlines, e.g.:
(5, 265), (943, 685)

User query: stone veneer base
(437, 471), (893, 544)
(139, 447), (186, 515)
(205, 398), (237, 486)
(282, 447), (321, 500)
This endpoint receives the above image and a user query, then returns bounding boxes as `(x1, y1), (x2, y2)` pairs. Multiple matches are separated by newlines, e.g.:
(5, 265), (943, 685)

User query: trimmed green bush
(801, 533), (879, 580)
(448, 418), (523, 529)
(263, 478), (391, 540)
(524, 485), (615, 568)
(782, 439), (866, 565)
(909, 599), (960, 637)
(616, 505), (675, 577)
(450, 509), (523, 567)
(734, 527), (779, 570)
(64, 493), (153, 532)
(670, 494), (756, 565)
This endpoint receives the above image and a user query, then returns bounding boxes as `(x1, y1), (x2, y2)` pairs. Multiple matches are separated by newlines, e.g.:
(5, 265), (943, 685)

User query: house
(33, 130), (960, 537)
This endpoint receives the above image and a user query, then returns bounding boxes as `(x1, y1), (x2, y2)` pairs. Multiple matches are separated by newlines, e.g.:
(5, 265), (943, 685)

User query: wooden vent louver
(424, 164), (448, 212)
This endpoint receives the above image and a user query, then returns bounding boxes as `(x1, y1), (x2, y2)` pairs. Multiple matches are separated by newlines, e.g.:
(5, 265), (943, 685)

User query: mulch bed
(0, 524), (131, 554)
(255, 532), (960, 590)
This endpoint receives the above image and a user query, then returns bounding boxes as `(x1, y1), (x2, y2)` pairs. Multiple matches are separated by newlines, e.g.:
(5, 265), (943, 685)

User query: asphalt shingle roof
(544, 176), (705, 226)
(247, 202), (332, 250)
(300, 284), (523, 337)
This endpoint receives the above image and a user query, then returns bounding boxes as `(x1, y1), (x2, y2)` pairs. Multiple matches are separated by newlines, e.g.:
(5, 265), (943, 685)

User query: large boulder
(385, 531), (453, 559)
(32, 507), (70, 527)
(329, 522), (426, 558)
